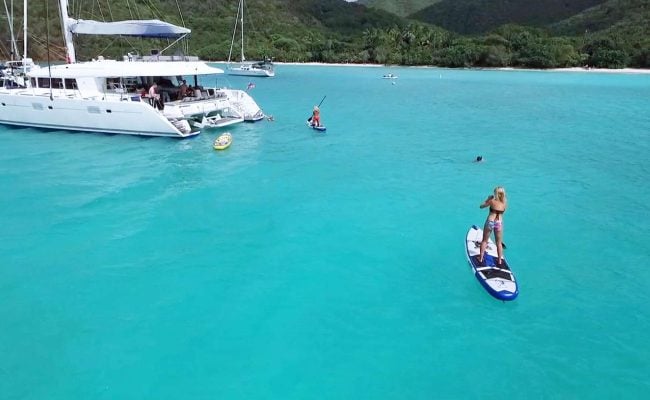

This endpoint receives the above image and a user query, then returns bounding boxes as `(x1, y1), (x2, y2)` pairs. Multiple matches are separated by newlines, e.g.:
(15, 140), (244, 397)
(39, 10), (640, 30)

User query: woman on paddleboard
(310, 106), (321, 127)
(479, 186), (507, 265)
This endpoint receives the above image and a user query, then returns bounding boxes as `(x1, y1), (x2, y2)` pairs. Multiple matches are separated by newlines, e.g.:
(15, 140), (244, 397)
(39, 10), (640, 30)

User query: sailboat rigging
(1, 0), (37, 88)
(226, 0), (274, 77)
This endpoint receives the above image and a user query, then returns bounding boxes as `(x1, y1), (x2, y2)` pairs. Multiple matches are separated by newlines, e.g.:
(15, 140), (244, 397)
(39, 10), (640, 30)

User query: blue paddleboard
(307, 122), (326, 131)
(465, 225), (518, 301)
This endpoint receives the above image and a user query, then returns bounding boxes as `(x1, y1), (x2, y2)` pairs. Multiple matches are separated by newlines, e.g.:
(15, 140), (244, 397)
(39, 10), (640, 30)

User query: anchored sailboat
(226, 0), (274, 78)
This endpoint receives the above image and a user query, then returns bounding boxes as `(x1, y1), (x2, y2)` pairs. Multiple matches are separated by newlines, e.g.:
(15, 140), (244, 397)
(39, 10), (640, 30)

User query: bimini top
(28, 60), (224, 79)
(68, 18), (191, 38)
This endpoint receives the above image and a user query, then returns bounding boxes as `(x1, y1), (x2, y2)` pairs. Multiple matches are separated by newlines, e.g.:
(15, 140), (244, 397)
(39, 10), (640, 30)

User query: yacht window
(123, 77), (139, 93)
(36, 78), (63, 88)
(64, 79), (78, 90)
(106, 77), (123, 90)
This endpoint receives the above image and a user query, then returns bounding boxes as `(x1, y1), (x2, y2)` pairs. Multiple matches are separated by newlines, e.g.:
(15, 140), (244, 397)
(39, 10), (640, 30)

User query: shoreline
(214, 60), (650, 75)
(494, 66), (650, 75)
(548, 67), (650, 74)
(29, 58), (650, 75)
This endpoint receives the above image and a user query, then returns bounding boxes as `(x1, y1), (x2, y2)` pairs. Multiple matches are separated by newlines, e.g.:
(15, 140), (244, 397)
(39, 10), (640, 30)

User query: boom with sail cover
(67, 19), (190, 38)
(58, 0), (191, 63)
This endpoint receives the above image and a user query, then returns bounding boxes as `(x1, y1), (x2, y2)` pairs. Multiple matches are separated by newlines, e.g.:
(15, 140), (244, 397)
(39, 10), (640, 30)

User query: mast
(58, 0), (75, 63)
(227, 0), (241, 66)
(239, 0), (244, 62)
(2, 0), (19, 59)
(22, 0), (26, 60)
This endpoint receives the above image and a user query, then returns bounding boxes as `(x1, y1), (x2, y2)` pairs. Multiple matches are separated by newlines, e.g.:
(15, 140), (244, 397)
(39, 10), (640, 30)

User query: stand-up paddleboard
(465, 225), (518, 301)
(306, 121), (326, 132)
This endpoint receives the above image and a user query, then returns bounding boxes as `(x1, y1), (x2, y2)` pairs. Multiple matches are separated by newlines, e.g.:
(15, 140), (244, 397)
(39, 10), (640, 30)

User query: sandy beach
(550, 67), (650, 74)
(253, 61), (650, 74)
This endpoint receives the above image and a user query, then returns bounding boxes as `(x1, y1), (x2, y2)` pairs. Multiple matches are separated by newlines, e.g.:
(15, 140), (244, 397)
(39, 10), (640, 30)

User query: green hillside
(551, 0), (650, 35)
(1, 0), (649, 69)
(410, 0), (607, 34)
(88, 0), (402, 62)
(551, 0), (650, 67)
(357, 0), (442, 18)
(1, 0), (405, 62)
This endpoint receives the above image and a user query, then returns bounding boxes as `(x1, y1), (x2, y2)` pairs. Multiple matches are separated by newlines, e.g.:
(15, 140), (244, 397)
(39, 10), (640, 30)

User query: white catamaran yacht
(226, 0), (274, 78)
(0, 0), (264, 138)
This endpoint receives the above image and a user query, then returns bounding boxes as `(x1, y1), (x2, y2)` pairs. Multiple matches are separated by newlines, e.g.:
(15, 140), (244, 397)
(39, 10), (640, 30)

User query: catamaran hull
(220, 89), (265, 122)
(0, 92), (194, 137)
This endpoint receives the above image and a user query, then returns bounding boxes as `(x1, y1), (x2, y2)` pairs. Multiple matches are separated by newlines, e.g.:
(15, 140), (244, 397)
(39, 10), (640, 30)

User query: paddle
(307, 95), (326, 123)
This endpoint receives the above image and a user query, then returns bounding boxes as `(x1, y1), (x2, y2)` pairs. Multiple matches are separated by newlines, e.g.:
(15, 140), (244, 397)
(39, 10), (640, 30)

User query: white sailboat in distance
(226, 0), (274, 77)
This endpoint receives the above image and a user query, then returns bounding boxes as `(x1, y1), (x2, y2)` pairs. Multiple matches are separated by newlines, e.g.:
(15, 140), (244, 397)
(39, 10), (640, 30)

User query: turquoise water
(1, 65), (649, 398)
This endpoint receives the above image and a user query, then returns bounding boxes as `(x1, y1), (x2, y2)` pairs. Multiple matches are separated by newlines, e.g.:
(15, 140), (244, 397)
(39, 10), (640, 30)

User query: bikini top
(490, 207), (505, 219)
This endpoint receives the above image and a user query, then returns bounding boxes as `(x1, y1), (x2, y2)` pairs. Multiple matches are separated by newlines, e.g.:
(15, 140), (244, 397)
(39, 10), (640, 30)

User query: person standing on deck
(148, 82), (163, 110)
(178, 80), (189, 99)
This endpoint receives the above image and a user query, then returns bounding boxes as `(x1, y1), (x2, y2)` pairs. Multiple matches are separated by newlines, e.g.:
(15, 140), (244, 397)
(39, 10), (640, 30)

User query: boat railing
(123, 53), (200, 63)
(109, 86), (230, 109)
(174, 88), (228, 102)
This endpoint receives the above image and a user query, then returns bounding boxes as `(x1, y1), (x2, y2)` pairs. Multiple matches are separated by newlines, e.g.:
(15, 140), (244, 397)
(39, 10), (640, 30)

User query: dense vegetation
(409, 0), (606, 34)
(358, 0), (441, 18)
(1, 0), (648, 69)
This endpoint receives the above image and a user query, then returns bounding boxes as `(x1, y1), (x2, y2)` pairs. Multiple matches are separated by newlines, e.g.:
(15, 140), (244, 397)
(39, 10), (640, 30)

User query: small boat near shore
(226, 0), (275, 77)
(213, 132), (233, 150)
(382, 73), (398, 79)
